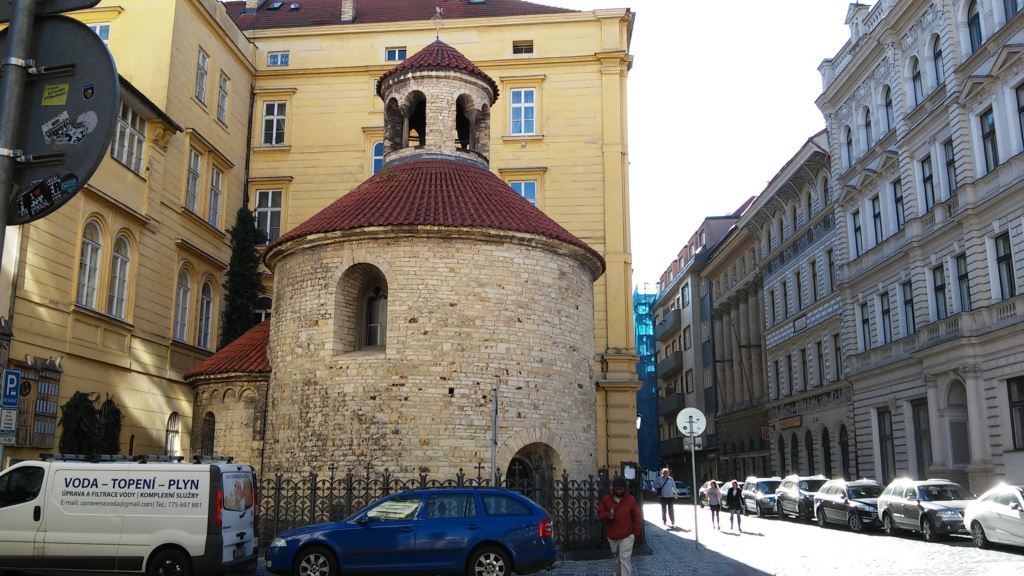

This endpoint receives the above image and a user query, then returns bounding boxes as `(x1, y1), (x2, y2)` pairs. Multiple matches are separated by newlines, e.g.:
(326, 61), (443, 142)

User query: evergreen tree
(220, 206), (266, 348)
(58, 391), (99, 454)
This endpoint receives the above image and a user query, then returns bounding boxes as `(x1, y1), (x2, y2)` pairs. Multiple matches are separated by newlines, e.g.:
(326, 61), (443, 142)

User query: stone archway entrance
(507, 443), (561, 510)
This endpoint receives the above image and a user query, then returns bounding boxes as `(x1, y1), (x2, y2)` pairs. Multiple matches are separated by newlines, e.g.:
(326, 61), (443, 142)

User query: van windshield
(223, 472), (254, 512)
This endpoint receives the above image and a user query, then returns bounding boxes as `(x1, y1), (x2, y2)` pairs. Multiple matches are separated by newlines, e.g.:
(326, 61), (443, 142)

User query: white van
(0, 454), (258, 575)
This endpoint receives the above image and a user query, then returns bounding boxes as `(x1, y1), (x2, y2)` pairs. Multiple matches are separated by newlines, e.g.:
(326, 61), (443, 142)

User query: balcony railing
(658, 392), (685, 417)
(654, 308), (681, 342)
(656, 350), (684, 380)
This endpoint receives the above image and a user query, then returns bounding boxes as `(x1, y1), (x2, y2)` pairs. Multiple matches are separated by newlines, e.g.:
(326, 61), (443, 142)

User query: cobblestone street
(253, 501), (1024, 576)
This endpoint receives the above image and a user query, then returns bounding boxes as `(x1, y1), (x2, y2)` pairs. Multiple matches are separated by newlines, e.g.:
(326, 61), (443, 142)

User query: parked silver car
(741, 476), (781, 517)
(877, 478), (975, 542)
(963, 483), (1024, 549)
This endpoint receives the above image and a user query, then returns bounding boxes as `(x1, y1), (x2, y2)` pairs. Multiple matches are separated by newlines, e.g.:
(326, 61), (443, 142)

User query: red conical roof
(265, 157), (604, 273)
(378, 40), (498, 99)
(184, 320), (271, 379)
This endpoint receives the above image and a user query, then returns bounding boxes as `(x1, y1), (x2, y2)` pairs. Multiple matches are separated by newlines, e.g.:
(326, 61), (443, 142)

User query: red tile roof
(184, 320), (271, 378)
(265, 156), (604, 272)
(378, 40), (498, 99)
(224, 0), (576, 30)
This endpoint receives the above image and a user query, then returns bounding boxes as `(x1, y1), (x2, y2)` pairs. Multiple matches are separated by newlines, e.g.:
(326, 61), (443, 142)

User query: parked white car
(963, 483), (1024, 549)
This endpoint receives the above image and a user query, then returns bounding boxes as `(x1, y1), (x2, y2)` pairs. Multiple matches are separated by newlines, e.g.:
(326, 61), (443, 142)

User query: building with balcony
(817, 0), (1024, 490)
(652, 210), (749, 481)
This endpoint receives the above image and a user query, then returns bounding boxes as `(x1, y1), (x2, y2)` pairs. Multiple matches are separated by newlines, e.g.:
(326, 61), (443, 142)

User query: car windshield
(918, 484), (973, 501)
(848, 485), (883, 499)
(758, 481), (781, 492)
(799, 479), (827, 492)
(364, 495), (423, 521)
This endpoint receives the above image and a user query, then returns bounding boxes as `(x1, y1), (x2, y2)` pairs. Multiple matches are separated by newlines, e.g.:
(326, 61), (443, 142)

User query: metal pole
(0, 0), (37, 265)
(491, 374), (498, 486)
(690, 415), (699, 547)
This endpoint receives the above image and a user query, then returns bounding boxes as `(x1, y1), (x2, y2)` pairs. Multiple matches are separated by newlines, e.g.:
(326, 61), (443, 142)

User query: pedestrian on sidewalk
(706, 480), (723, 530)
(653, 468), (678, 526)
(597, 476), (642, 576)
(726, 479), (744, 532)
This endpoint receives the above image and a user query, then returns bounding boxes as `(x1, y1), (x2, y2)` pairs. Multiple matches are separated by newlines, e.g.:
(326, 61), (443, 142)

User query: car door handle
(402, 526), (414, 532)
(466, 524), (480, 530)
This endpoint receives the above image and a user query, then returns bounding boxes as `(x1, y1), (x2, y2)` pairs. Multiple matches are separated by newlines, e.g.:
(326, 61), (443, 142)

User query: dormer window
(513, 41), (533, 55)
(268, 2), (284, 10)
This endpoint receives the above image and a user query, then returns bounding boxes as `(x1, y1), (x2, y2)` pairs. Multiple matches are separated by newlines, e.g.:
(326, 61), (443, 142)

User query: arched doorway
(508, 443), (561, 510)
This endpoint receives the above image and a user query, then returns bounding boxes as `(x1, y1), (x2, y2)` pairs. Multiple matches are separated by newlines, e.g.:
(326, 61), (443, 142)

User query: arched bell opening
(456, 93), (476, 151)
(474, 103), (491, 159)
(383, 97), (403, 155)
(406, 91), (426, 148)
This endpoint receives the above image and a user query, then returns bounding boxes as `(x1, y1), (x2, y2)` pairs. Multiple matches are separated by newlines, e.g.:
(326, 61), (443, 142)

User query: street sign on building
(0, 370), (18, 446)
(1, 369), (19, 408)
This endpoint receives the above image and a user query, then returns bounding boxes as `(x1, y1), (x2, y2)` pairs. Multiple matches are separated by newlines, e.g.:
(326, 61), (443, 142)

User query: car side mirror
(356, 514), (370, 524)
(1010, 502), (1021, 511)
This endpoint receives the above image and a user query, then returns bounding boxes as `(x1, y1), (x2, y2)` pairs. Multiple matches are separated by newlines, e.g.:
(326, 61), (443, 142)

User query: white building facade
(817, 0), (1024, 491)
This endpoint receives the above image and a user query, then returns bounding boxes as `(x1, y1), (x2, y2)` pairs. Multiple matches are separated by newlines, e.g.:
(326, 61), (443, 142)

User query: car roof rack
(39, 453), (185, 463)
(192, 455), (235, 464)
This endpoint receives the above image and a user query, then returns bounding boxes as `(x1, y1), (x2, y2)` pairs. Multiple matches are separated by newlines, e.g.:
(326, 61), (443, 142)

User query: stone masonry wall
(264, 232), (598, 479)
(191, 377), (268, 473)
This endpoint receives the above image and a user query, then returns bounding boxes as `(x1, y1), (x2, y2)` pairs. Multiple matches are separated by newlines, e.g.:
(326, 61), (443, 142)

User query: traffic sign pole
(676, 407), (706, 548)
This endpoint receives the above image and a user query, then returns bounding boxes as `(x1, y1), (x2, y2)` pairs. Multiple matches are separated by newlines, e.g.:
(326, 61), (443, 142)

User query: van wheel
(148, 549), (192, 576)
(468, 545), (510, 576)
(294, 546), (337, 576)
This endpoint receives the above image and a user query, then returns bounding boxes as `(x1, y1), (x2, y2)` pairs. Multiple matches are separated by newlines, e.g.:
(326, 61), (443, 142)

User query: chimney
(341, 0), (354, 23)
(245, 0), (264, 14)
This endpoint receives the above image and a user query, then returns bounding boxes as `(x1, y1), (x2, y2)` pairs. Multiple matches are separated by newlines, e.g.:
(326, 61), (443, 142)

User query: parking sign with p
(2, 369), (20, 409)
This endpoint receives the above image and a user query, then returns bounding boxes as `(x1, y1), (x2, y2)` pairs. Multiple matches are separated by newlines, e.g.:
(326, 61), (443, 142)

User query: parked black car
(814, 478), (884, 531)
(877, 478), (975, 542)
(741, 476), (781, 517)
(775, 474), (828, 520)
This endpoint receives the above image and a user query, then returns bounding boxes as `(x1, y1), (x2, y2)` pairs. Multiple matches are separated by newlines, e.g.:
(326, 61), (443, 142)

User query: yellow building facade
(0, 0), (638, 473)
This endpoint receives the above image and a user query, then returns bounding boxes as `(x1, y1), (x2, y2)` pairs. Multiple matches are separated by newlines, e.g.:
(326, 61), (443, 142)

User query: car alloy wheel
(922, 517), (938, 542)
(847, 513), (863, 532)
(883, 513), (896, 535)
(971, 522), (990, 549)
(756, 504), (764, 518)
(469, 546), (511, 576)
(147, 549), (192, 576)
(294, 546), (337, 576)
(816, 508), (827, 528)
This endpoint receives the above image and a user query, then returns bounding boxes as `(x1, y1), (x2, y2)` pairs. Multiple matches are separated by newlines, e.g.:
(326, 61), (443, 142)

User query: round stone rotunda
(188, 41), (605, 483)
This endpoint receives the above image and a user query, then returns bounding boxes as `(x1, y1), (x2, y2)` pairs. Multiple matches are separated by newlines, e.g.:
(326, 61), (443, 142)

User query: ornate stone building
(817, 0), (1024, 490)
(188, 40), (604, 481)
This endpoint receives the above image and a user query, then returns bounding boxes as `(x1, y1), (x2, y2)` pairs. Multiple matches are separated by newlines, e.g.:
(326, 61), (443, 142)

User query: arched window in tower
(384, 98), (403, 154)
(364, 285), (388, 347)
(407, 91), (427, 147)
(456, 94), (475, 151)
(475, 103), (491, 158)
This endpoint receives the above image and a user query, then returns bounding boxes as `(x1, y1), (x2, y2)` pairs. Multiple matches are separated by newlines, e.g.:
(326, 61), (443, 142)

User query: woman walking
(706, 480), (723, 530)
(725, 479), (744, 532)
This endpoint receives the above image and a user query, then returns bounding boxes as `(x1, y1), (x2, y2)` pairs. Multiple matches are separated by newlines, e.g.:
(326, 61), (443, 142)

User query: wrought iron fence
(257, 466), (642, 551)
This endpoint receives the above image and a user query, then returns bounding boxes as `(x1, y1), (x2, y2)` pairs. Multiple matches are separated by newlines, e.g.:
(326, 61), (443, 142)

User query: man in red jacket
(597, 476), (643, 576)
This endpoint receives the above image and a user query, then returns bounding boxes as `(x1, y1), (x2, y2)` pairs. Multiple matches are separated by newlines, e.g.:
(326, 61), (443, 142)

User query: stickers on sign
(83, 83), (94, 100)
(15, 173), (78, 221)
(42, 83), (69, 106)
(42, 111), (70, 144)
(41, 110), (97, 145)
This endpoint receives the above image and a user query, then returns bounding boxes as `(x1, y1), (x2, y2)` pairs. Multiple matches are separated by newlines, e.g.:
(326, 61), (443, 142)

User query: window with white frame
(173, 269), (191, 341)
(844, 126), (854, 167)
(512, 40), (534, 55)
(944, 139), (957, 193)
(683, 326), (691, 350)
(1010, 377), (1024, 450)
(932, 37), (945, 85)
(864, 108), (873, 149)
(77, 222), (102, 308)
(372, 141), (384, 174)
(932, 264), (948, 321)
(860, 302), (871, 350)
(253, 296), (272, 324)
(186, 148), (201, 212)
(852, 209), (864, 257)
(195, 48), (208, 103)
(981, 107), (999, 173)
(111, 102), (146, 175)
(88, 23), (110, 44)
(108, 236), (130, 319)
(510, 180), (537, 206)
(826, 248), (836, 293)
(969, 1), (983, 52)
(255, 189), (282, 243)
(872, 195), (883, 244)
(510, 88), (536, 135)
(198, 281), (214, 350)
(956, 253), (972, 312)
(996, 232), (1017, 299)
(208, 167), (222, 226)
(892, 179), (905, 231)
(262, 101), (287, 146)
(878, 409), (896, 483)
(385, 47), (407, 61)
(884, 86), (895, 131)
(880, 292), (892, 344)
(682, 282), (691, 307)
(1008, 0), (1022, 19)
(165, 412), (181, 456)
(902, 281), (916, 336)
(921, 156), (935, 211)
(268, 51), (290, 67)
(1017, 83), (1024, 144)
(217, 73), (229, 124)
(685, 369), (694, 394)
(911, 58), (924, 105)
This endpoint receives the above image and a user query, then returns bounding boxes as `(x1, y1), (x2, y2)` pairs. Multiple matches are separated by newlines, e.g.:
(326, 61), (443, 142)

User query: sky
(540, 0), (856, 291)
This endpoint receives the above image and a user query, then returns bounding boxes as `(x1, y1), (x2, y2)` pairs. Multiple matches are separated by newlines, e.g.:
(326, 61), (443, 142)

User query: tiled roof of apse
(224, 0), (576, 30)
(184, 320), (271, 378)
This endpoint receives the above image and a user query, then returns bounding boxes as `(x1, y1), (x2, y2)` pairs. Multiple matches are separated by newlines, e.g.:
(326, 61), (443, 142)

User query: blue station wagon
(265, 487), (558, 576)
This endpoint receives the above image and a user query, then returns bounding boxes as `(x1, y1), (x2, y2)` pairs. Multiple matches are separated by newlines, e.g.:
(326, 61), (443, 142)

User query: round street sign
(1, 15), (119, 225)
(676, 407), (707, 437)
